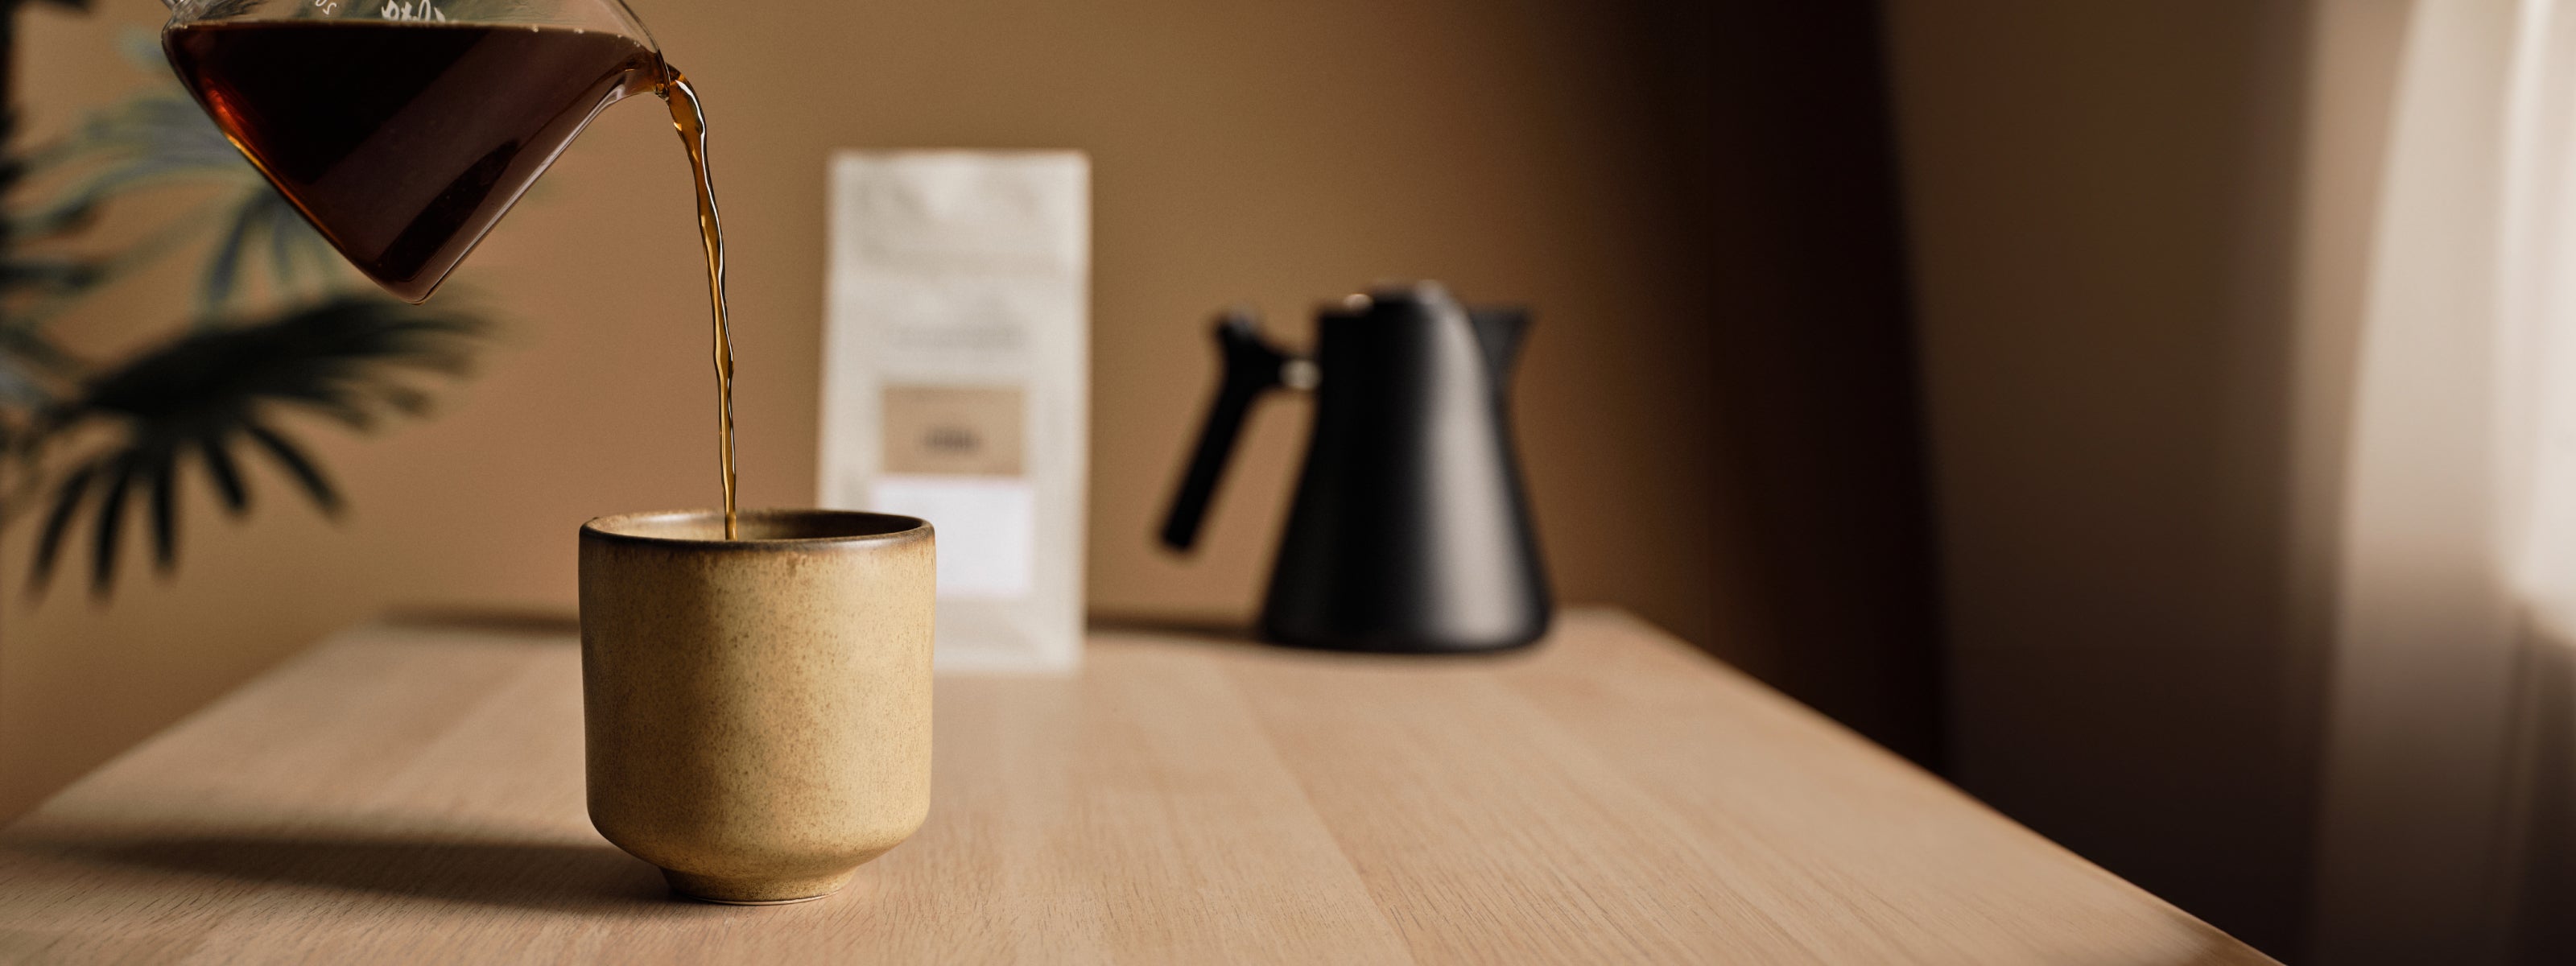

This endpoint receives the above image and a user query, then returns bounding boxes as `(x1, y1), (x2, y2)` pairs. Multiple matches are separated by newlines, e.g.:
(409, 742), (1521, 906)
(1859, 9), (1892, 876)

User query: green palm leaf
(0, 31), (498, 601)
(19, 94), (253, 240)
(21, 36), (347, 320)
(196, 431), (246, 515)
(30, 459), (93, 586)
(241, 421), (339, 514)
(87, 450), (134, 592)
(145, 446), (175, 570)
(25, 295), (484, 596)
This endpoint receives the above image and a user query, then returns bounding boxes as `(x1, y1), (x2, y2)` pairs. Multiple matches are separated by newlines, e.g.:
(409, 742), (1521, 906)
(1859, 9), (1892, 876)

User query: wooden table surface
(0, 609), (2272, 964)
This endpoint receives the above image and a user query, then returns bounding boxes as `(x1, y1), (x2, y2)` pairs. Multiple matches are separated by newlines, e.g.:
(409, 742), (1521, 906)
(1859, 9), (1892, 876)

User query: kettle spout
(1467, 307), (1530, 381)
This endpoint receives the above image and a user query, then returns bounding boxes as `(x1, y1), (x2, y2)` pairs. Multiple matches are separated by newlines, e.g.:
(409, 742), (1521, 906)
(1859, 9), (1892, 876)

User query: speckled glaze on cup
(579, 509), (934, 905)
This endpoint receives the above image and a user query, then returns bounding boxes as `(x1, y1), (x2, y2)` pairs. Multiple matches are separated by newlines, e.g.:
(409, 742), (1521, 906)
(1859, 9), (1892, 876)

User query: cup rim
(580, 508), (931, 549)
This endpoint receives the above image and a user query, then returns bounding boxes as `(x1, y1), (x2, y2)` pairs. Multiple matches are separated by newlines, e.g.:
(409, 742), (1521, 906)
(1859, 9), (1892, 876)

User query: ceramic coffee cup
(579, 509), (934, 905)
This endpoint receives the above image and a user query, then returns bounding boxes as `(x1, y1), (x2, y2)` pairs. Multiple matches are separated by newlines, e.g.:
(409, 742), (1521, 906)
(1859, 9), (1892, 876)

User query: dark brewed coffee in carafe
(167, 21), (744, 538)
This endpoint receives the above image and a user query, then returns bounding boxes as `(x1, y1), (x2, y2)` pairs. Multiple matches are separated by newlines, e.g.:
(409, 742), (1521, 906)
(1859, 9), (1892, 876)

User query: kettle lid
(1335, 279), (1526, 378)
(1336, 279), (1456, 316)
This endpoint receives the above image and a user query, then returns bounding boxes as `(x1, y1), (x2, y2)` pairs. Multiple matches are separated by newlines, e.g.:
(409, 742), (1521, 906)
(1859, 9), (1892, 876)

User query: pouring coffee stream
(160, 2), (741, 538)
(665, 72), (741, 540)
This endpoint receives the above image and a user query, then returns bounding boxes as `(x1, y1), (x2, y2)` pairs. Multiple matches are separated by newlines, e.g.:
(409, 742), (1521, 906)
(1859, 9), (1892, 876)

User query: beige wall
(2, 0), (1738, 816)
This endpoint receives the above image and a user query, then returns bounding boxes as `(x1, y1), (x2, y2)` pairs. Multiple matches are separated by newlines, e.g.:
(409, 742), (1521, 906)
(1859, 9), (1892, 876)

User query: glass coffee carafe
(159, 0), (679, 303)
(161, 0), (746, 538)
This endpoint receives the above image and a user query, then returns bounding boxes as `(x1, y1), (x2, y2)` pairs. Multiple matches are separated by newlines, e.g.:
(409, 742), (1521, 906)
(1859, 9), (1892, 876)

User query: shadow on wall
(1885, 0), (2330, 959)
(1656, 0), (1944, 767)
(2506, 639), (2576, 963)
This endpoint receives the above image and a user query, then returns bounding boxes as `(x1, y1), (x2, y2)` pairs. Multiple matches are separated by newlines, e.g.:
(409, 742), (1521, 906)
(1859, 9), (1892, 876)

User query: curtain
(2309, 0), (2576, 960)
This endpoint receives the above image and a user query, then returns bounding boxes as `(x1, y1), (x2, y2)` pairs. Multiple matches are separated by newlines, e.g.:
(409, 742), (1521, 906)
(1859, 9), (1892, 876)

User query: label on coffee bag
(881, 386), (1026, 477)
(819, 151), (1088, 672)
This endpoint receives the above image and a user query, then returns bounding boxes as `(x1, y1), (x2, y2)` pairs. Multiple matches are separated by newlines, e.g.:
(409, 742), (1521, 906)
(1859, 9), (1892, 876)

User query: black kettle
(1159, 281), (1552, 653)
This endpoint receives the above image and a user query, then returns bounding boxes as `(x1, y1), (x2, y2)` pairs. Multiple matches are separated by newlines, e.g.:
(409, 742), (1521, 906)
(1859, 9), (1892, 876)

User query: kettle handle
(1160, 308), (1296, 551)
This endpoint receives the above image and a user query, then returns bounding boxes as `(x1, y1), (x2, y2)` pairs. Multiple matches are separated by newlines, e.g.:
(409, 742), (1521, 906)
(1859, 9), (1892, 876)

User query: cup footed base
(662, 868), (856, 906)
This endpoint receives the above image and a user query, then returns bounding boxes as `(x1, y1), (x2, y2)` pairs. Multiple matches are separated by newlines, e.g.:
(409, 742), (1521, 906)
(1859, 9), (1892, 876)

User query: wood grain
(0, 609), (2273, 964)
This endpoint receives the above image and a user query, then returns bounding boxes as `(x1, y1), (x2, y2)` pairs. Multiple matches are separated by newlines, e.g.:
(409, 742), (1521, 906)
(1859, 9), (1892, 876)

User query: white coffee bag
(819, 151), (1088, 672)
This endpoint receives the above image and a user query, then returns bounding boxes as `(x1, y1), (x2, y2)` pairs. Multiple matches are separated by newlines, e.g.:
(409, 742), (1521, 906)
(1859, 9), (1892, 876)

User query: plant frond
(39, 91), (243, 177)
(196, 431), (246, 516)
(0, 255), (103, 295)
(195, 188), (342, 320)
(20, 129), (259, 241)
(8, 195), (242, 341)
(110, 23), (160, 71)
(258, 190), (326, 292)
(374, 382), (433, 417)
(89, 452), (137, 596)
(10, 72), (308, 320)
(23, 295), (485, 597)
(197, 196), (259, 315)
(72, 295), (485, 428)
(0, 327), (74, 395)
(146, 447), (179, 572)
(30, 460), (94, 592)
(243, 422), (337, 516)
